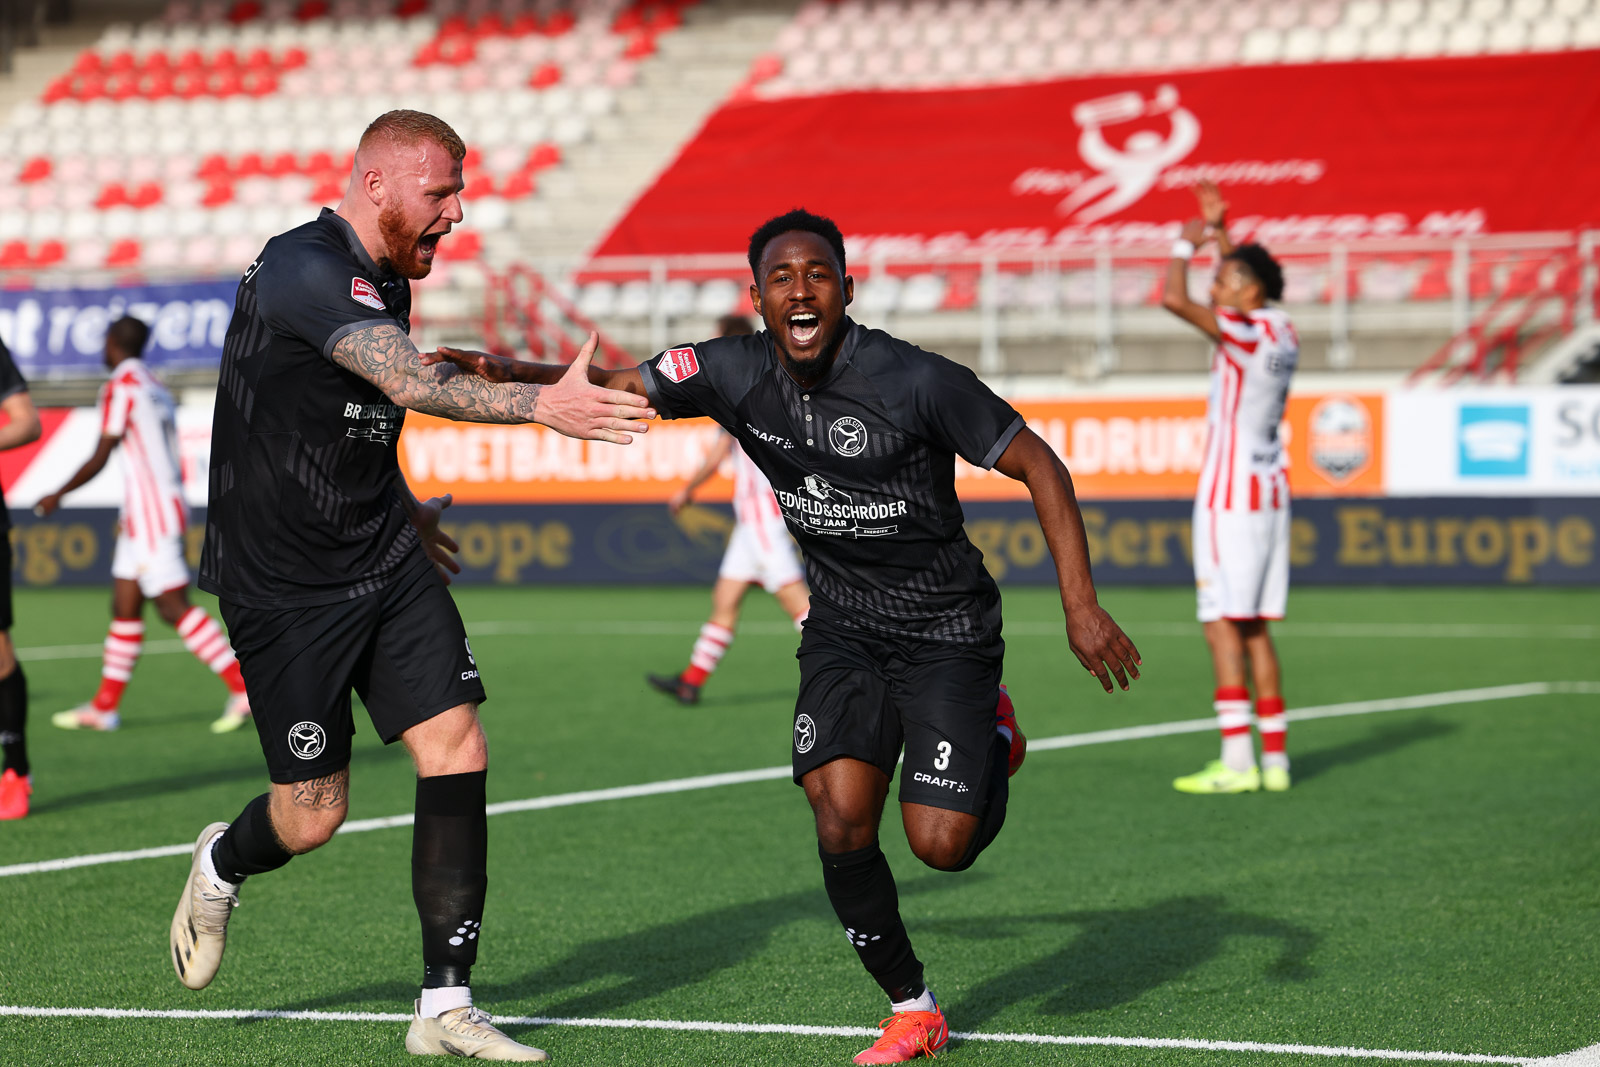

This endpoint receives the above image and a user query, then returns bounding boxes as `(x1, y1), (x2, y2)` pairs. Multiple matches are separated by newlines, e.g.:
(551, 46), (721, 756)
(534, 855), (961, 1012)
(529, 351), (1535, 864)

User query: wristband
(1171, 239), (1196, 259)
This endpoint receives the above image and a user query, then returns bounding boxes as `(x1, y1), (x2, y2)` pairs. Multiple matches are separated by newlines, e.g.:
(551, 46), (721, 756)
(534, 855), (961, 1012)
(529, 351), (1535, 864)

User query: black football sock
(947, 734), (1011, 873)
(819, 841), (926, 1002)
(413, 770), (488, 989)
(0, 664), (28, 777)
(211, 792), (295, 884)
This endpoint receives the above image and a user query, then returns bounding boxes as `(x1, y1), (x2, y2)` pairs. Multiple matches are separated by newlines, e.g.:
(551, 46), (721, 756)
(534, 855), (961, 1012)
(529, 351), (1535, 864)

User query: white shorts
(1193, 504), (1290, 623)
(719, 518), (805, 593)
(111, 530), (191, 598)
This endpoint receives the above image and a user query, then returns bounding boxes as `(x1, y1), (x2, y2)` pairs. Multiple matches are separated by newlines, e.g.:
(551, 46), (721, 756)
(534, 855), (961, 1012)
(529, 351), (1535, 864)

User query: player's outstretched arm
(421, 332), (649, 398)
(34, 434), (119, 517)
(1161, 218), (1222, 342)
(0, 391), (41, 452)
(331, 324), (654, 444)
(670, 432), (734, 515)
(994, 427), (1142, 693)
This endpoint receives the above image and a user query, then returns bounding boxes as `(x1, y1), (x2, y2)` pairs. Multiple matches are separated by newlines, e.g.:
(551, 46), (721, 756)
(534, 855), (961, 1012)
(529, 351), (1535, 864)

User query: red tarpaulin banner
(596, 52), (1600, 259)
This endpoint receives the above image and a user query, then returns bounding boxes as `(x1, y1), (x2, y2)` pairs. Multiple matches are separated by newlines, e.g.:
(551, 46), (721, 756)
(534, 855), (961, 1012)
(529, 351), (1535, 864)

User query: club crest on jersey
(657, 347), (700, 383)
(350, 277), (385, 311)
(829, 417), (867, 457)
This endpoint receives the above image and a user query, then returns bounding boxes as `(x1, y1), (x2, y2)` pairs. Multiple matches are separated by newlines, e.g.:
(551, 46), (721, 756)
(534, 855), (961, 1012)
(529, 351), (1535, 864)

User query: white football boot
(405, 1002), (550, 1061)
(170, 822), (238, 989)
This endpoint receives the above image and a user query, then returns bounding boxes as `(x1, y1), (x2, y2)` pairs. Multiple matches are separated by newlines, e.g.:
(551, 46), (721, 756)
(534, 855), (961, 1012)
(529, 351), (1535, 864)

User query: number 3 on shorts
(934, 741), (951, 771)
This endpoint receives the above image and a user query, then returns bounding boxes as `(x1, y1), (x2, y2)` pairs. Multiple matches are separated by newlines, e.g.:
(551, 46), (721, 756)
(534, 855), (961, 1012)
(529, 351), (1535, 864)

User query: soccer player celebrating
(428, 209), (1141, 1064)
(1161, 181), (1298, 794)
(38, 316), (252, 734)
(0, 336), (41, 820)
(169, 111), (652, 1061)
(647, 314), (810, 705)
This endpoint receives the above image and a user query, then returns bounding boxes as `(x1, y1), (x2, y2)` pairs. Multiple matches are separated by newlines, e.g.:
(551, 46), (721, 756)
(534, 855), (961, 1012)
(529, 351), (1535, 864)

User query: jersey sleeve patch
(350, 277), (385, 311)
(656, 346), (700, 383)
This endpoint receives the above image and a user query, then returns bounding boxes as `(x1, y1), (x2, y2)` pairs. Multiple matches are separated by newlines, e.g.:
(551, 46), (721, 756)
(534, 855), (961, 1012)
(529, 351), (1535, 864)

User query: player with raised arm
(167, 111), (652, 1062)
(1161, 181), (1298, 794)
(38, 316), (252, 735)
(0, 337), (41, 820)
(428, 209), (1141, 1064)
(646, 314), (810, 705)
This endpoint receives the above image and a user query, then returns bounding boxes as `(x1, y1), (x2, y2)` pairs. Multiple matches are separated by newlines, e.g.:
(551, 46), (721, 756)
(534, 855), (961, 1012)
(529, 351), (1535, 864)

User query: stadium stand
(0, 0), (1595, 386)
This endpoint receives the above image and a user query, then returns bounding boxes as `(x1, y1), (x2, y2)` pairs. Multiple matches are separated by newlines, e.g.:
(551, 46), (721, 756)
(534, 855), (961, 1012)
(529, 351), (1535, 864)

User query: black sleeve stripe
(636, 360), (679, 420)
(978, 414), (1027, 470)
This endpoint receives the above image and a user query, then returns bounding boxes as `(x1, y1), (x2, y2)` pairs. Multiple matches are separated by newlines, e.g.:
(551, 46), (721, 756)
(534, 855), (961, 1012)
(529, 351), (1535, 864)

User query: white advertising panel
(1385, 386), (1600, 497)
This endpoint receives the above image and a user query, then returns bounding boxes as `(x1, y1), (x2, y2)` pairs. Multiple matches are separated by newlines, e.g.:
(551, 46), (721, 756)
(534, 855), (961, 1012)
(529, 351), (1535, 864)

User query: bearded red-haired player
(1161, 182), (1297, 794)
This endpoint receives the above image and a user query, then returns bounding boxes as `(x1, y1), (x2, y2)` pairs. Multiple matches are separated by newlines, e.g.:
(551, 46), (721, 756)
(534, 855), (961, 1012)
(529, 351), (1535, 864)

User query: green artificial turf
(1, 585), (1596, 1066)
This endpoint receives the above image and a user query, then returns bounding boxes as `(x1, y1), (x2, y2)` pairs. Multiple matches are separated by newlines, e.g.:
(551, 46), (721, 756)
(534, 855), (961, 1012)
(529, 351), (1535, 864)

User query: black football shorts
(791, 619), (1005, 815)
(219, 557), (486, 784)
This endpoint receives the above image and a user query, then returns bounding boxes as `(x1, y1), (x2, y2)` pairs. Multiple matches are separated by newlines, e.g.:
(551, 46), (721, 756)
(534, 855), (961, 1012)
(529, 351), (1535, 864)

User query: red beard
(378, 201), (432, 280)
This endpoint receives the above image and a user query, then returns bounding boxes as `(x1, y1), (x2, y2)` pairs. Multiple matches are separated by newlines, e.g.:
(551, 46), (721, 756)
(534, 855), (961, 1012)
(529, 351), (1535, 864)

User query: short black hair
(747, 209), (847, 281)
(716, 314), (755, 337)
(1225, 243), (1285, 302)
(106, 315), (150, 357)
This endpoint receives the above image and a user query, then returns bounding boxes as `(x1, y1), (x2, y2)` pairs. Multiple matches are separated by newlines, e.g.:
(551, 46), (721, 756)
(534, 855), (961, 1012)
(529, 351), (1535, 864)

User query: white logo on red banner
(351, 277), (385, 310)
(657, 346), (700, 383)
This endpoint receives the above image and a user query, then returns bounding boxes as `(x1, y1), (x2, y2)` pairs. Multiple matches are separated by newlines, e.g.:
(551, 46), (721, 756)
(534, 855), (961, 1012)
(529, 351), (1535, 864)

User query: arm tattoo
(329, 324), (543, 424)
(291, 770), (349, 810)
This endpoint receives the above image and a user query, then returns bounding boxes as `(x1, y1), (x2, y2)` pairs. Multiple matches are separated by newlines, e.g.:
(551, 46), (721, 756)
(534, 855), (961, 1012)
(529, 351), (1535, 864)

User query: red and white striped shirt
(99, 358), (186, 548)
(730, 441), (782, 529)
(1197, 306), (1299, 513)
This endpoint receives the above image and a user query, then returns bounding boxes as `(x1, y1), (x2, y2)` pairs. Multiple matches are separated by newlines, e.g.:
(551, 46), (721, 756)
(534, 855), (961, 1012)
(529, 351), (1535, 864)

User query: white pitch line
(0, 1005), (1548, 1063)
(2, 681), (1594, 881)
(15, 621), (1595, 664)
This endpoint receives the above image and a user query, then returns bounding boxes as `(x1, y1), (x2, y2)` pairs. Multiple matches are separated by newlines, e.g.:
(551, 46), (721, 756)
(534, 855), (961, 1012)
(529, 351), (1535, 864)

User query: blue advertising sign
(1458, 405), (1531, 478)
(0, 279), (237, 378)
(11, 497), (1599, 588)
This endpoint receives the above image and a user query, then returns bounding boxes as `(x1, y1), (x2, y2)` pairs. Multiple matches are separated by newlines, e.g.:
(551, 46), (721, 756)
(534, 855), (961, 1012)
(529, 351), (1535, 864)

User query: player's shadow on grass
(927, 894), (1316, 1033)
(1291, 717), (1456, 784)
(29, 743), (409, 816)
(485, 874), (972, 1018)
(256, 875), (974, 1020)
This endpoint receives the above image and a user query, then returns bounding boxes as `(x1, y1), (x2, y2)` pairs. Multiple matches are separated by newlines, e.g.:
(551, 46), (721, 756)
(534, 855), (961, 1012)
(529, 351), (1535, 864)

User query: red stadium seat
(104, 239), (142, 267)
(500, 172), (536, 199)
(33, 240), (66, 267)
(266, 151), (299, 177)
(462, 173), (497, 200)
(747, 53), (782, 84)
(228, 0), (264, 22)
(295, 0), (330, 21)
(107, 50), (138, 73)
(438, 231), (483, 260)
(0, 242), (29, 270)
(509, 13), (540, 36)
(95, 182), (130, 209)
(73, 51), (104, 73)
(395, 0), (428, 16)
(129, 183), (163, 208)
(528, 62), (561, 88)
(43, 78), (73, 103)
(544, 10), (575, 35)
(176, 49), (206, 71)
(19, 158), (52, 184)
(622, 32), (658, 60)
(198, 153), (231, 179)
(525, 143), (561, 170)
(281, 47), (307, 69)
(302, 149), (335, 173)
(202, 180), (235, 207)
(309, 175), (343, 202)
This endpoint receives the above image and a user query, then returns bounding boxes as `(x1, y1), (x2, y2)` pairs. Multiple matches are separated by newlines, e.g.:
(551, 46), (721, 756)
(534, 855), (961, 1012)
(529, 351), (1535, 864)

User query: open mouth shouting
(418, 228), (447, 265)
(787, 310), (821, 348)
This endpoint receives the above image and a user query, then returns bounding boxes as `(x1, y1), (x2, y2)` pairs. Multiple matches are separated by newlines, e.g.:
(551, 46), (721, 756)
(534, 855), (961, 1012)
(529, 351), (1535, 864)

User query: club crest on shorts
(829, 416), (866, 457)
(288, 721), (327, 760)
(794, 713), (817, 754)
(656, 347), (700, 383)
(350, 277), (385, 310)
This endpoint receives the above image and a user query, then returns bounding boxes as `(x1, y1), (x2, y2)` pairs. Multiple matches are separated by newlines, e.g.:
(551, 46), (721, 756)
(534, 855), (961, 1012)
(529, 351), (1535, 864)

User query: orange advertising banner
(396, 393), (1384, 504)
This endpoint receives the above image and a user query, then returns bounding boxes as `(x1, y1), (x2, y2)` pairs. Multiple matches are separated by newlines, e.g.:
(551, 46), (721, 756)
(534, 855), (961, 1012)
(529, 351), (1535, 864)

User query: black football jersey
(200, 209), (423, 608)
(0, 339), (27, 532)
(640, 321), (1024, 644)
